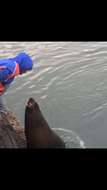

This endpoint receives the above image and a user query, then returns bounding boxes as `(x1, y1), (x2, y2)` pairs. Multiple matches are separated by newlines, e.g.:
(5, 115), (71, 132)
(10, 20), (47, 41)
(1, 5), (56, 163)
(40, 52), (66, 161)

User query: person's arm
(0, 69), (10, 83)
(0, 69), (10, 94)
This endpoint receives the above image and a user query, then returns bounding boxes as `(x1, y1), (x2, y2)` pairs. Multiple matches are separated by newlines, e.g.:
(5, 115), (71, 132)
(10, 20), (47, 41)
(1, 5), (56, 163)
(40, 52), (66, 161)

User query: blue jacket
(0, 52), (33, 86)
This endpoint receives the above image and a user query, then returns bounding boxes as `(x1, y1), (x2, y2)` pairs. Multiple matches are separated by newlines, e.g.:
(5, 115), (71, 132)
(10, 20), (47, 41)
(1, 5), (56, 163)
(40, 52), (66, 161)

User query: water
(0, 41), (107, 148)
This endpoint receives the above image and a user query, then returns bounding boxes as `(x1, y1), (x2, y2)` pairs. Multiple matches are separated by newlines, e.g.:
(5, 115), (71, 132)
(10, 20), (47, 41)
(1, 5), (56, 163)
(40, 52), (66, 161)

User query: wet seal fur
(25, 98), (65, 148)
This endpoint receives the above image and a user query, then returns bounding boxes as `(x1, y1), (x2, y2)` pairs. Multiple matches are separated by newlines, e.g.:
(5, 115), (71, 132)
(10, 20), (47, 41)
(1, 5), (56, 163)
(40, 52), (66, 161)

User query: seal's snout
(27, 102), (33, 108)
(26, 97), (35, 108)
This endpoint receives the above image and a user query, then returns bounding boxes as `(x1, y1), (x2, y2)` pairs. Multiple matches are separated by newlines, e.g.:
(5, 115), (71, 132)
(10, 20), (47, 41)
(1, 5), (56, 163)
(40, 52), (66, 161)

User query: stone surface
(0, 110), (26, 148)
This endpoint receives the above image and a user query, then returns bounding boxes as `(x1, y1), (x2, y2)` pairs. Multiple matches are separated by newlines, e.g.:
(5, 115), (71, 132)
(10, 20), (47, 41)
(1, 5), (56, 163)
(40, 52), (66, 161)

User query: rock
(0, 110), (26, 148)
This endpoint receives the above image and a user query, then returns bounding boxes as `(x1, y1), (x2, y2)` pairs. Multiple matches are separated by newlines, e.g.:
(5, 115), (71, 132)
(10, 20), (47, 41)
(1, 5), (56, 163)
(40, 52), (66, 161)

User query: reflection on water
(0, 42), (107, 148)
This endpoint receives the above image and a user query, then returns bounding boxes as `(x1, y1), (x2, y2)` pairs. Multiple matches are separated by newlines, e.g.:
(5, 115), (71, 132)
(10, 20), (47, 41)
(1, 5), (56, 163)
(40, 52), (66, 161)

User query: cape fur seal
(25, 98), (65, 148)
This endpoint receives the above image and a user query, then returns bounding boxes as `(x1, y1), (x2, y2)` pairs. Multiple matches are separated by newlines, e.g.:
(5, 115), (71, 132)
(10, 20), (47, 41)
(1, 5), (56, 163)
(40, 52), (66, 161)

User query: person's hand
(0, 91), (3, 95)
(0, 83), (5, 95)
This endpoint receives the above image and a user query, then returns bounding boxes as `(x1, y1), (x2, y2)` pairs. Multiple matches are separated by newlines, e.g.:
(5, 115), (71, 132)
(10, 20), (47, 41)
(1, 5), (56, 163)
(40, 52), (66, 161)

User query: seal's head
(25, 97), (46, 145)
(25, 97), (47, 130)
(26, 97), (39, 113)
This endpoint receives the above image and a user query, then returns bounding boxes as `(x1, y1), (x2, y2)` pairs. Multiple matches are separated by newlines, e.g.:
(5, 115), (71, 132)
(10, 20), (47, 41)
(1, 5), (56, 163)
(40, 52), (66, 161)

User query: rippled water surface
(1, 42), (107, 148)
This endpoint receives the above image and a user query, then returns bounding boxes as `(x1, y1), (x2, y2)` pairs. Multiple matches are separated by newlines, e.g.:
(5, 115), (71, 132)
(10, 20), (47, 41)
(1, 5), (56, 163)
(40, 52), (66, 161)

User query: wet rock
(0, 110), (26, 148)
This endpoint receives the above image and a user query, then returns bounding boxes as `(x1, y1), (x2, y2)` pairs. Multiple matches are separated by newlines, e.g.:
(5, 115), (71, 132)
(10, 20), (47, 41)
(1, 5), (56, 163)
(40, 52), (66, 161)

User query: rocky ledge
(0, 110), (26, 148)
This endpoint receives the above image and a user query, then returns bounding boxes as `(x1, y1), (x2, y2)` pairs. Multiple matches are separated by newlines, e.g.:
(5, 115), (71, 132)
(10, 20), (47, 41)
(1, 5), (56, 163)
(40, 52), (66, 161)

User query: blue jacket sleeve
(0, 69), (10, 84)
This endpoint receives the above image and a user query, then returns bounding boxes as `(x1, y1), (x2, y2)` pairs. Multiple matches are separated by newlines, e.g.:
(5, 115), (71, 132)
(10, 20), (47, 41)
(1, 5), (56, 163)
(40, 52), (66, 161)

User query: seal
(25, 97), (65, 148)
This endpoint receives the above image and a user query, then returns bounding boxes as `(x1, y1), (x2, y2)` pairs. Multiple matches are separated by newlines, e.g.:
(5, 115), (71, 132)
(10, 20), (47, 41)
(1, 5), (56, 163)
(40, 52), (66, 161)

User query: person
(0, 52), (33, 114)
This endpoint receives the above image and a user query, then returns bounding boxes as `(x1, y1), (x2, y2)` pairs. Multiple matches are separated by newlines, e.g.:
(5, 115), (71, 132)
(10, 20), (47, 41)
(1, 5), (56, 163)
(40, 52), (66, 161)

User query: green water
(1, 42), (107, 148)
